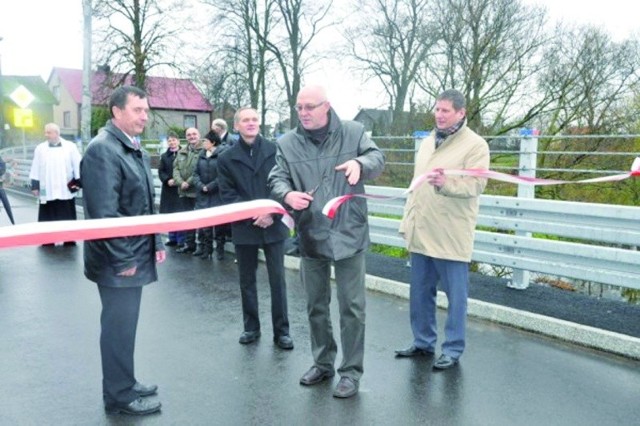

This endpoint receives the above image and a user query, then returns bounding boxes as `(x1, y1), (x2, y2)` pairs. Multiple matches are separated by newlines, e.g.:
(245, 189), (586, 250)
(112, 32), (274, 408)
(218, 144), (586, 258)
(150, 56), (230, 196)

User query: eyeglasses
(295, 101), (326, 113)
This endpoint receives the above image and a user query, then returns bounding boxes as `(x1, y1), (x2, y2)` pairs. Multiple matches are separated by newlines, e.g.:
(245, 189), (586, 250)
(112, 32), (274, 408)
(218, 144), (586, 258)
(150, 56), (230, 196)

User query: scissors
(306, 183), (320, 196)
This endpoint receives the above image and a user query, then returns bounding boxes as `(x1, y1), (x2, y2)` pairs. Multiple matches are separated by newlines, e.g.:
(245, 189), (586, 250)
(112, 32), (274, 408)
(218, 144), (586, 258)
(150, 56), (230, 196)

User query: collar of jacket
(105, 120), (139, 152)
(228, 135), (266, 169)
(295, 107), (342, 140)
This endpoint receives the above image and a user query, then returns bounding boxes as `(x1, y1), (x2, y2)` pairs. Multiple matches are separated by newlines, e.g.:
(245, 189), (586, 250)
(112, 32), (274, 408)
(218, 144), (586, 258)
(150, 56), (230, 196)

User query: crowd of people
(26, 84), (488, 416)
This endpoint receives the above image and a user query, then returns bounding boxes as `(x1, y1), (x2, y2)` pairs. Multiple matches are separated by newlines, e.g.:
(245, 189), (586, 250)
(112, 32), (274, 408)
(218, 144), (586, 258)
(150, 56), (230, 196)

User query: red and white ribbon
(322, 157), (640, 219)
(0, 199), (292, 249)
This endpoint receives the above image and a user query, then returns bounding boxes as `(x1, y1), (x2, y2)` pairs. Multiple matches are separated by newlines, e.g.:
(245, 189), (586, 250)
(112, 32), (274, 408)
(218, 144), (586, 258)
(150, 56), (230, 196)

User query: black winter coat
(218, 135), (288, 245)
(158, 148), (182, 213)
(81, 120), (164, 287)
(192, 146), (226, 209)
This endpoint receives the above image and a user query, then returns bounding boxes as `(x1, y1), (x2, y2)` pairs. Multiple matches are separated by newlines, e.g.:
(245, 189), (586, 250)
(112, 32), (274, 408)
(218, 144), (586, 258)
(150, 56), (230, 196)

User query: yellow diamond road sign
(10, 85), (35, 109)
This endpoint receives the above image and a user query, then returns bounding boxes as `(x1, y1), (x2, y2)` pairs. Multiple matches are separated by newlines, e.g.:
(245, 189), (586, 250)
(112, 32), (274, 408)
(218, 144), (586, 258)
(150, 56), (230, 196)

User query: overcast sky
(1, 0), (637, 119)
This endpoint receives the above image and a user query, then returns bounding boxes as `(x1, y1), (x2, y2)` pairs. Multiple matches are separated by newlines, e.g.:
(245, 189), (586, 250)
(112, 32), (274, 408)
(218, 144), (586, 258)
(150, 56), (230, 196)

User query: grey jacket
(81, 120), (163, 287)
(269, 109), (385, 260)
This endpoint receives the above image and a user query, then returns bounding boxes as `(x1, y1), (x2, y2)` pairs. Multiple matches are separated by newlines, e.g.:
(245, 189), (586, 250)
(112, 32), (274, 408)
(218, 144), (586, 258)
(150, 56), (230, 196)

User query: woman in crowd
(192, 131), (225, 259)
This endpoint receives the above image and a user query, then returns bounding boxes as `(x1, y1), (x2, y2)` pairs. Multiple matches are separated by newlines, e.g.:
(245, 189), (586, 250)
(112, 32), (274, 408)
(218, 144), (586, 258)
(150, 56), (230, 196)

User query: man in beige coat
(395, 89), (489, 370)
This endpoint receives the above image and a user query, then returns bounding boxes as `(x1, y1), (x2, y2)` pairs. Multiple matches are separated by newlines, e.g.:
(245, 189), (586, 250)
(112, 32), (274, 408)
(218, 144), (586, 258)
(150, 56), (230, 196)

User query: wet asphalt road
(1, 193), (639, 425)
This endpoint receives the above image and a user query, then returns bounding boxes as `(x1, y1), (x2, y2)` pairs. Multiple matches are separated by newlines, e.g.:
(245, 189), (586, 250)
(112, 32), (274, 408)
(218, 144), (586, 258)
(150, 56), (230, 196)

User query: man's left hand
(156, 250), (167, 263)
(335, 159), (361, 186)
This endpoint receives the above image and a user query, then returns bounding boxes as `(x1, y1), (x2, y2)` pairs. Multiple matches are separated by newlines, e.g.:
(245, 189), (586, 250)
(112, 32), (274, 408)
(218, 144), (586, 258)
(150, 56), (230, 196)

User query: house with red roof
(47, 67), (213, 140)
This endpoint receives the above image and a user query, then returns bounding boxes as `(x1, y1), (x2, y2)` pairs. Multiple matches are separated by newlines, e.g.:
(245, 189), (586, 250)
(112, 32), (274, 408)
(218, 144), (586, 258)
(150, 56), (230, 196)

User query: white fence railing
(4, 143), (640, 292)
(365, 185), (640, 291)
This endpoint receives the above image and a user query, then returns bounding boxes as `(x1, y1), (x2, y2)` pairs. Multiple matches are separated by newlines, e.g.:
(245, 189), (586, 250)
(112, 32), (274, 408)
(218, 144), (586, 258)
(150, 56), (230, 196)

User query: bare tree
(93, 0), (184, 89)
(203, 0), (276, 132)
(345, 0), (435, 134)
(417, 0), (548, 134)
(538, 25), (640, 134)
(262, 0), (333, 127)
(190, 52), (251, 120)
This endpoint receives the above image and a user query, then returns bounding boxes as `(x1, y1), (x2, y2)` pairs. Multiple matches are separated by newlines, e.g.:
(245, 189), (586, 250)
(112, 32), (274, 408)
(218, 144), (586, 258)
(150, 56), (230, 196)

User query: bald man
(269, 85), (385, 398)
(29, 122), (81, 246)
(172, 127), (202, 253)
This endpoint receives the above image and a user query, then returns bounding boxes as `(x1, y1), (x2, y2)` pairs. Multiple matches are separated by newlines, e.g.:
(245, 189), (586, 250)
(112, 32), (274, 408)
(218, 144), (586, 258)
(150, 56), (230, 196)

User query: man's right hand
(117, 266), (137, 277)
(284, 191), (314, 210)
(180, 182), (189, 190)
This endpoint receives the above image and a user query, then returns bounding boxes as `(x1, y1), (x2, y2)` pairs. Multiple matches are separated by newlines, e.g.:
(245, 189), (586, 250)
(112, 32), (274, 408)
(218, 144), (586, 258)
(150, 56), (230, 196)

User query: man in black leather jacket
(81, 86), (165, 416)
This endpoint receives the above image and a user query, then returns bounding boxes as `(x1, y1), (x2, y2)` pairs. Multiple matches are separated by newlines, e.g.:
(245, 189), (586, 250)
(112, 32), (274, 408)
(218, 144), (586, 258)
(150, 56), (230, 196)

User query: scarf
(434, 119), (465, 149)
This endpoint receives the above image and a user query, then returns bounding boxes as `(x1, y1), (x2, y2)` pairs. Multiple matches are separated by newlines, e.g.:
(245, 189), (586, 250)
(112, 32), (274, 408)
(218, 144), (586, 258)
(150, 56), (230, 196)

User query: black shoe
(63, 241), (76, 246)
(299, 366), (334, 386)
(333, 377), (359, 398)
(41, 243), (55, 247)
(105, 398), (161, 415)
(132, 382), (158, 397)
(395, 345), (435, 358)
(200, 252), (212, 260)
(274, 335), (294, 350)
(433, 354), (459, 370)
(164, 241), (178, 247)
(239, 330), (261, 344)
(192, 247), (204, 256)
(285, 246), (300, 256)
(176, 245), (196, 254)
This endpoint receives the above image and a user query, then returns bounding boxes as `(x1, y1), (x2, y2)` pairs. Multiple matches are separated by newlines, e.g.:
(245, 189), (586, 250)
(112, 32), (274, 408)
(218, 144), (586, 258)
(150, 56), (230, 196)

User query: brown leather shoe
(299, 366), (334, 386)
(333, 377), (359, 398)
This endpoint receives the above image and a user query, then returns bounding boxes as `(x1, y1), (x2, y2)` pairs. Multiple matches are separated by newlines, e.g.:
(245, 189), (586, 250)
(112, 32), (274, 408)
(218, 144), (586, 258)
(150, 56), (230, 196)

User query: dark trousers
(180, 197), (197, 248)
(199, 227), (214, 253)
(215, 224), (231, 250)
(97, 285), (142, 405)
(235, 241), (289, 337)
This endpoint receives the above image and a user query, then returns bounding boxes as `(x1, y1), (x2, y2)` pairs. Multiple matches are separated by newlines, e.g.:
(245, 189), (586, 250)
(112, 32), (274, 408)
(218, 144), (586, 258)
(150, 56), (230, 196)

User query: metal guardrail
(364, 185), (640, 291)
(4, 144), (640, 292)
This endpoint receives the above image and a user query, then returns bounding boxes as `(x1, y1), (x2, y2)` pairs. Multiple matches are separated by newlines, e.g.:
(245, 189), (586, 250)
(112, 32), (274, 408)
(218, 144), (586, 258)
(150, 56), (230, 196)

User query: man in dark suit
(218, 107), (293, 350)
(81, 86), (165, 416)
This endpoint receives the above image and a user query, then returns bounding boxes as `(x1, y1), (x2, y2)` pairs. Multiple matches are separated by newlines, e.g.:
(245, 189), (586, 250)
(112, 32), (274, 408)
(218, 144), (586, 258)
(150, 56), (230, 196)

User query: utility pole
(0, 36), (6, 149)
(80, 0), (92, 152)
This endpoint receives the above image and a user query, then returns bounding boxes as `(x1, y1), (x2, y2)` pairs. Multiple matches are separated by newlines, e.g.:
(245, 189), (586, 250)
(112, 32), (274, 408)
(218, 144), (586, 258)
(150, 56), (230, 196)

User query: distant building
(353, 109), (393, 135)
(353, 108), (432, 136)
(0, 75), (57, 146)
(47, 67), (213, 140)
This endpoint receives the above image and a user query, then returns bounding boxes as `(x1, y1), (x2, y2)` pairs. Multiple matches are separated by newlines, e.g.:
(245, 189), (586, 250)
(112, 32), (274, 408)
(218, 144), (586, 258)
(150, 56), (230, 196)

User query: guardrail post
(412, 130), (430, 153)
(509, 128), (539, 289)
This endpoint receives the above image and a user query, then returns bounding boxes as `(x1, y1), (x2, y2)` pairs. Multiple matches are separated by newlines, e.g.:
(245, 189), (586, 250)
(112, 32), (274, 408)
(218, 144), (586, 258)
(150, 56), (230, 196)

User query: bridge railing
(3, 141), (639, 293)
(365, 185), (640, 292)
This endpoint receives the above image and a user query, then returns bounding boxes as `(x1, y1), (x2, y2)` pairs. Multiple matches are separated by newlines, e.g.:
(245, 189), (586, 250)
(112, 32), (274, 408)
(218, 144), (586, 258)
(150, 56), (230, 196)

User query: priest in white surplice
(29, 122), (82, 246)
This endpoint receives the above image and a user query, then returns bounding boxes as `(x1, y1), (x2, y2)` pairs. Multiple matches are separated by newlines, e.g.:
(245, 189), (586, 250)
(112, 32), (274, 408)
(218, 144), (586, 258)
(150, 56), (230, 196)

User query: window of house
(184, 115), (197, 129)
(63, 111), (71, 128)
